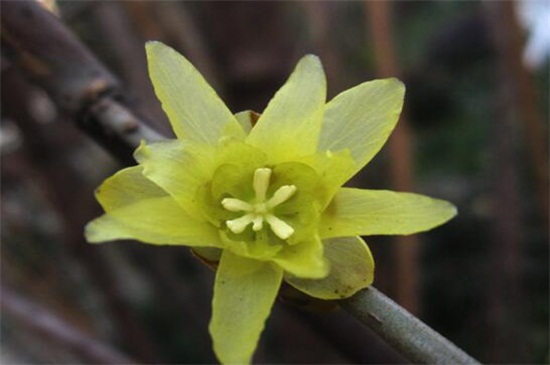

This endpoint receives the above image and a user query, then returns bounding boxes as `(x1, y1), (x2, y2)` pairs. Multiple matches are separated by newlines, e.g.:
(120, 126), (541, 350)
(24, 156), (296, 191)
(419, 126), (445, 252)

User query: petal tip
(145, 40), (168, 53)
(386, 77), (406, 95)
(83, 221), (104, 244)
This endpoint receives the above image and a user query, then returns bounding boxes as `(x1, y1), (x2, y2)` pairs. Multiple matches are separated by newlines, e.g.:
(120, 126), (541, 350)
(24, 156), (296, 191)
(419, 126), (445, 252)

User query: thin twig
(341, 287), (480, 364)
(1, 0), (165, 164)
(1, 285), (138, 365)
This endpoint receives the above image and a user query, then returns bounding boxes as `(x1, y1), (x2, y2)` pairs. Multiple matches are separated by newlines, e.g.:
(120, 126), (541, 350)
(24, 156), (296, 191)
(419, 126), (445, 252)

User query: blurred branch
(1, 285), (138, 365)
(484, 1), (532, 361)
(364, 0), (419, 313)
(1, 0), (165, 165)
(341, 287), (480, 364)
(2, 66), (161, 363)
(90, 1), (170, 134)
(1, 1), (481, 364)
(485, 1), (549, 227)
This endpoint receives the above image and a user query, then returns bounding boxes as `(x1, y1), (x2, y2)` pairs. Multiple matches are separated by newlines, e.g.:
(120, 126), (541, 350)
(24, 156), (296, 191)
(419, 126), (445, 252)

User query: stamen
(221, 198), (253, 212)
(265, 214), (295, 240)
(267, 185), (297, 209)
(251, 215), (264, 231)
(253, 168), (272, 202)
(226, 214), (254, 234)
(222, 167), (297, 239)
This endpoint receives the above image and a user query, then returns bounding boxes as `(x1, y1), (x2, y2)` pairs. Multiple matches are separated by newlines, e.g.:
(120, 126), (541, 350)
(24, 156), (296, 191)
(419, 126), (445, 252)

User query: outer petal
(296, 149), (357, 209)
(146, 41), (245, 143)
(234, 110), (260, 135)
(86, 196), (223, 247)
(246, 55), (326, 163)
(95, 165), (168, 211)
(320, 188), (457, 238)
(285, 236), (374, 299)
(318, 78), (405, 178)
(210, 251), (283, 365)
(134, 140), (217, 219)
(271, 236), (329, 279)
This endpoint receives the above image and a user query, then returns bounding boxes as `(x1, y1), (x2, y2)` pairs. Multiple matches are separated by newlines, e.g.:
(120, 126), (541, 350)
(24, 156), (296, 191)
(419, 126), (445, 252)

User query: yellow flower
(85, 41), (457, 364)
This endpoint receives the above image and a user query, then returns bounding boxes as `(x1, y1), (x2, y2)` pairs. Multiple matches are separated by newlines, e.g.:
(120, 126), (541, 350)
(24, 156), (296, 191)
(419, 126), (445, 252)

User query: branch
(1, 285), (138, 365)
(1, 0), (165, 164)
(341, 287), (480, 364)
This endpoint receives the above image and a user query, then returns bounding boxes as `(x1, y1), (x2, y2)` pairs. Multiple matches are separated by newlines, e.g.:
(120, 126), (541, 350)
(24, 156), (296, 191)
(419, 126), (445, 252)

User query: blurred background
(1, 1), (548, 364)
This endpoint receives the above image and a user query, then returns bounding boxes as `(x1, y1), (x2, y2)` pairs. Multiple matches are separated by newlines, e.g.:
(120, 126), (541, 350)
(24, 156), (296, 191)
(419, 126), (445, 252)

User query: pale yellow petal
(246, 55), (326, 163)
(271, 236), (329, 279)
(320, 188), (457, 238)
(134, 140), (217, 219)
(234, 110), (260, 135)
(318, 78), (405, 177)
(146, 41), (245, 143)
(95, 166), (167, 212)
(85, 196), (222, 247)
(285, 236), (374, 299)
(210, 251), (282, 364)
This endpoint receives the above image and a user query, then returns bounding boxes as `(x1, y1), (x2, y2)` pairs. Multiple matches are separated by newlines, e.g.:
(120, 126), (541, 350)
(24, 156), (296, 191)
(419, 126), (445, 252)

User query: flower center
(221, 168), (297, 240)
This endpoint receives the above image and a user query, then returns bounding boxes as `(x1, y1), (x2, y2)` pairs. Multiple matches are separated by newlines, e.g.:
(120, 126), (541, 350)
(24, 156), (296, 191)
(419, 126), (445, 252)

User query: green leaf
(318, 78), (405, 178)
(85, 196), (223, 247)
(246, 55), (326, 163)
(320, 188), (458, 238)
(210, 251), (283, 364)
(146, 41), (245, 144)
(285, 236), (374, 299)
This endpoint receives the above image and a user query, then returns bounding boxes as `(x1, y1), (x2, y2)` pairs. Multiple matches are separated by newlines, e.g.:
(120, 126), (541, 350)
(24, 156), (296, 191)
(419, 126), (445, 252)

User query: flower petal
(234, 110), (260, 135)
(246, 55), (326, 163)
(318, 78), (405, 178)
(146, 41), (245, 143)
(134, 140), (217, 219)
(85, 196), (223, 247)
(297, 149), (357, 209)
(320, 188), (457, 238)
(210, 251), (283, 365)
(95, 165), (168, 212)
(285, 236), (374, 300)
(271, 236), (329, 279)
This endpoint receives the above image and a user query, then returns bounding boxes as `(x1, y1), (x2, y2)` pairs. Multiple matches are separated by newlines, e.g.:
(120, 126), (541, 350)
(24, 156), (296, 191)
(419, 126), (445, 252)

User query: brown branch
(1, 284), (138, 365)
(485, 1), (549, 227)
(90, 1), (170, 135)
(364, 0), (419, 314)
(484, 1), (531, 361)
(1, 0), (165, 165)
(2, 65), (161, 364)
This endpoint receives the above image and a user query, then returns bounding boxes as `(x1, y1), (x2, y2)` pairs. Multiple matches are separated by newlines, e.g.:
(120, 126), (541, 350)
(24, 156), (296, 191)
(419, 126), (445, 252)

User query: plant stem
(341, 287), (480, 364)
